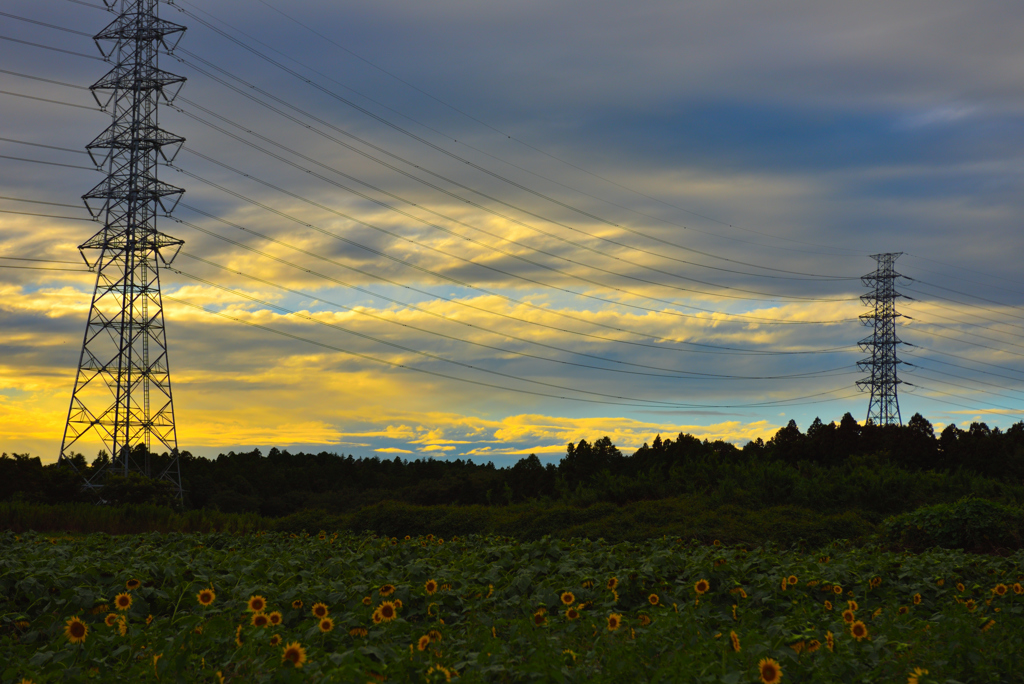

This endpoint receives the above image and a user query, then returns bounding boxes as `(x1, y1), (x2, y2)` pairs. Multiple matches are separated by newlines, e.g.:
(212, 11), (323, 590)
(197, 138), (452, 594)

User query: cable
(174, 97), (855, 301)
(0, 263), (92, 272)
(907, 279), (1024, 323)
(0, 155), (99, 172)
(908, 342), (1024, 378)
(173, 251), (854, 382)
(902, 326), (1024, 361)
(0, 89), (100, 111)
(904, 359), (1024, 398)
(0, 195), (87, 210)
(0, 137), (90, 156)
(165, 291), (858, 410)
(0, 10), (94, 37)
(906, 252), (1024, 297)
(176, 0), (865, 259)
(169, 46), (855, 281)
(0, 34), (104, 61)
(172, 205), (854, 356)
(0, 256), (85, 265)
(172, 158), (856, 327)
(0, 68), (89, 90)
(903, 348), (1024, 383)
(0, 209), (95, 221)
(907, 381), (1022, 415)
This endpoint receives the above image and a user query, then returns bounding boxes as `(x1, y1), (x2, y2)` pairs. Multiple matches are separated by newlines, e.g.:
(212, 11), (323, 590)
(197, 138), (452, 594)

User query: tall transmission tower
(857, 252), (905, 425)
(58, 0), (187, 501)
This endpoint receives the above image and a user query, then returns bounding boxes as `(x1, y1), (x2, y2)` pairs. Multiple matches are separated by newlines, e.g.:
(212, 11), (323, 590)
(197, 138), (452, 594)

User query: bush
(881, 497), (1024, 552)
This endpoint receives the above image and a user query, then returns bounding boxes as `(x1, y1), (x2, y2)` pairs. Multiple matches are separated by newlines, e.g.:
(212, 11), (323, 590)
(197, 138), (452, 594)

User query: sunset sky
(2, 0), (1023, 465)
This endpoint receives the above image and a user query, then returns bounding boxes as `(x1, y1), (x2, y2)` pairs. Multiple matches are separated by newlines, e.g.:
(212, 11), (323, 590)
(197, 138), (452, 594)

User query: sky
(2, 0), (1023, 465)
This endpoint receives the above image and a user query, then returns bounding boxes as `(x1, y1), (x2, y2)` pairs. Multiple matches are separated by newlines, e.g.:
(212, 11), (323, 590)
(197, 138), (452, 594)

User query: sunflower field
(1, 529), (1022, 683)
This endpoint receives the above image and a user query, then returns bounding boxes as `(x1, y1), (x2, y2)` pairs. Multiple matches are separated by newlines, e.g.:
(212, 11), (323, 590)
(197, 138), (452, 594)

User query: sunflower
(268, 611), (282, 626)
(694, 579), (710, 595)
(870, 576), (883, 589)
(606, 577), (618, 591)
(270, 634), (282, 646)
(417, 634), (432, 651)
(825, 631), (834, 652)
(639, 613), (652, 627)
(758, 657), (782, 684)
(956, 582), (966, 593)
(607, 613), (622, 631)
(394, 599), (403, 609)
(908, 667), (929, 684)
(247, 595), (267, 613)
(105, 613), (119, 627)
(377, 601), (397, 622)
(780, 577), (789, 591)
(648, 593), (660, 606)
(842, 609), (856, 624)
(994, 583), (1008, 597)
(318, 617), (334, 633)
(729, 630), (740, 653)
(117, 616), (127, 636)
(790, 641), (805, 654)
(898, 605), (909, 615)
(966, 599), (977, 612)
(64, 616), (88, 644)
(311, 602), (329, 618)
(850, 620), (868, 641)
(913, 593), (922, 605)
(935, 578), (944, 587)
(197, 589), (215, 606)
(115, 592), (133, 611)
(372, 609), (383, 625)
(561, 591), (576, 606)
(1013, 583), (1023, 595)
(292, 599), (303, 610)
(807, 639), (821, 653)
(982, 619), (995, 632)
(425, 579), (438, 595)
(251, 612), (269, 628)
(380, 584), (396, 597)
(426, 665), (453, 682)
(565, 607), (580, 620)
(428, 629), (442, 642)
(126, 579), (141, 590)
(350, 627), (368, 637)
(824, 600), (833, 611)
(787, 575), (798, 586)
(235, 625), (244, 647)
(833, 585), (843, 595)
(847, 600), (858, 611)
(282, 641), (307, 668)
(533, 612), (547, 626)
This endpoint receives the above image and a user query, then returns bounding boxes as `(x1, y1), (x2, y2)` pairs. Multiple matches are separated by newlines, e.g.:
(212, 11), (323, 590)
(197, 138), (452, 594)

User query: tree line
(2, 413), (1022, 518)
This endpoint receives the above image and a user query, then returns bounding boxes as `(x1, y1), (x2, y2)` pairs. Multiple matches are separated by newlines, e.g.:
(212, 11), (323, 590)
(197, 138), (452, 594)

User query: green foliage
(2, 531), (1023, 682)
(0, 501), (263, 535)
(881, 497), (1024, 553)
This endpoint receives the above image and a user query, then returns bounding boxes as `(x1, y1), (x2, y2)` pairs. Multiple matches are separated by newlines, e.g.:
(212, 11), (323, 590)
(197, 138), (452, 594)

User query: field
(1, 530), (1022, 683)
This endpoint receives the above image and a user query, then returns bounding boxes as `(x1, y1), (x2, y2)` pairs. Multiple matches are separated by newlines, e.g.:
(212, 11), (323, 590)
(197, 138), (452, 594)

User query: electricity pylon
(58, 0), (187, 501)
(857, 252), (904, 425)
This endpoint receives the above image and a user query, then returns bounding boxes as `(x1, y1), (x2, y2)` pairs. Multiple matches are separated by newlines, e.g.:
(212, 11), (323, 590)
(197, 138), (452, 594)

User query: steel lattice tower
(58, 0), (187, 500)
(856, 252), (904, 425)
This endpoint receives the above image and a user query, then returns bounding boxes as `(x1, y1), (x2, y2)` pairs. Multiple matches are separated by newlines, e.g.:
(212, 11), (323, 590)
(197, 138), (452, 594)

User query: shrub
(881, 497), (1024, 552)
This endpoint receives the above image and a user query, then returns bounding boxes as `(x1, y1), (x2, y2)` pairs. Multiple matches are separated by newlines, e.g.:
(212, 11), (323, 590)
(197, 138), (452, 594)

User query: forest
(3, 412), (1024, 545)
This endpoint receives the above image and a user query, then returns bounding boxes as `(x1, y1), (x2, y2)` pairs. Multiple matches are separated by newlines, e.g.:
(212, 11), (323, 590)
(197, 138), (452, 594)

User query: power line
(0, 68), (90, 90)
(171, 205), (854, 357)
(170, 51), (856, 283)
(0, 209), (95, 221)
(173, 97), (855, 299)
(0, 10), (94, 37)
(172, 158), (857, 327)
(0, 195), (89, 210)
(173, 251), (854, 382)
(0, 137), (91, 156)
(0, 89), (101, 111)
(164, 291), (859, 411)
(175, 0), (865, 259)
(0, 34), (105, 61)
(0, 154), (100, 172)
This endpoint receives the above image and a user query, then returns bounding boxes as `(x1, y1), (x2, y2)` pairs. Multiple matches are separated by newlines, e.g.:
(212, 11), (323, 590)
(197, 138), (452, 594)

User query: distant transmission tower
(857, 252), (904, 425)
(58, 0), (187, 501)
